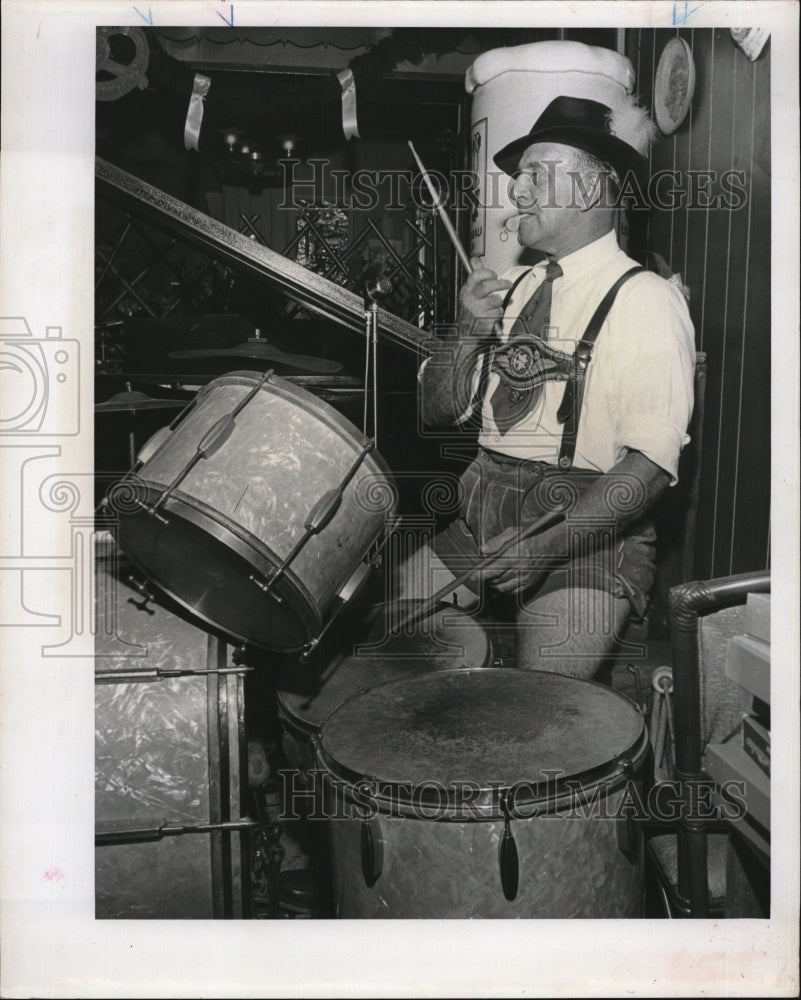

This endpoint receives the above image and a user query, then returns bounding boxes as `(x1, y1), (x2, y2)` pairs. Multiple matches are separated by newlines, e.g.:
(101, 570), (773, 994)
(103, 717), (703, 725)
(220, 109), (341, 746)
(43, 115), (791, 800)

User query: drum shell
(316, 669), (648, 919)
(277, 604), (493, 769)
(326, 782), (643, 918)
(466, 41), (635, 275)
(117, 372), (395, 650)
(94, 559), (249, 919)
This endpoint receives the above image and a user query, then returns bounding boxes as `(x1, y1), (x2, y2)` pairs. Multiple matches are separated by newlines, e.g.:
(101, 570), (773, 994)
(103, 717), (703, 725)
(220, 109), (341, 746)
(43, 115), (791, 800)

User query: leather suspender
(555, 266), (647, 469)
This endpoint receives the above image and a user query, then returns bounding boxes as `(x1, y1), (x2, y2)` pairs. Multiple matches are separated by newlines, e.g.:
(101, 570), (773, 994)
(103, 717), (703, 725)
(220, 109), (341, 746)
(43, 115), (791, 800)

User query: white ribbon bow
(336, 68), (361, 141)
(184, 73), (211, 151)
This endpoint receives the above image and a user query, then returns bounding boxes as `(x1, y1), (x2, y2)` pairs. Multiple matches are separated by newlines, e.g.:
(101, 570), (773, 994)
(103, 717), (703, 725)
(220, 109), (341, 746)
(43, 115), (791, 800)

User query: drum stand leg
(264, 824), (285, 919)
(251, 788), (285, 919)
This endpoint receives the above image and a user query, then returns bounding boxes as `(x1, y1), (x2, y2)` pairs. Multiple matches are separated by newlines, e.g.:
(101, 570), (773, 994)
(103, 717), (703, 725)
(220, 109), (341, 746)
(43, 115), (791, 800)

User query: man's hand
(420, 261), (512, 428)
(457, 262), (512, 340)
(478, 451), (671, 596)
(480, 526), (544, 594)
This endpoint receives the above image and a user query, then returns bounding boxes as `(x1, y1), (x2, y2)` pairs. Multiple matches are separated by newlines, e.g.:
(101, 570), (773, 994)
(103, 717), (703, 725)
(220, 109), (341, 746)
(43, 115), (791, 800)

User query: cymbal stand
(125, 382), (137, 467)
(362, 300), (378, 446)
(362, 279), (392, 447)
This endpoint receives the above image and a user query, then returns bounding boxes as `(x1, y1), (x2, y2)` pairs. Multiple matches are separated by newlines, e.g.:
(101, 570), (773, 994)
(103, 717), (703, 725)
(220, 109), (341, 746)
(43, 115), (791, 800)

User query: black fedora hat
(493, 95), (648, 180)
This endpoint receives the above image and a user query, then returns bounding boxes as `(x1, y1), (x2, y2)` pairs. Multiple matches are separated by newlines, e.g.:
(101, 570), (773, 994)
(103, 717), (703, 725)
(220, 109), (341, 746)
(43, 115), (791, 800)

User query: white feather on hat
(607, 93), (658, 156)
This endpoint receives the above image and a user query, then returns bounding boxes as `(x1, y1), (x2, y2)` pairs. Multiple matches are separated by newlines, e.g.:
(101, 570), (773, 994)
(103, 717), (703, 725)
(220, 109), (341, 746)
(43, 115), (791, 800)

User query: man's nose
(510, 173), (536, 210)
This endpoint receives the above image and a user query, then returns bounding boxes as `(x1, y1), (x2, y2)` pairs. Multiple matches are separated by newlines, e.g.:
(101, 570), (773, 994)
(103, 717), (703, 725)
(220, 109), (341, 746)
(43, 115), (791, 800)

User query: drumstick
(394, 508), (566, 632)
(408, 140), (473, 273)
(408, 140), (505, 347)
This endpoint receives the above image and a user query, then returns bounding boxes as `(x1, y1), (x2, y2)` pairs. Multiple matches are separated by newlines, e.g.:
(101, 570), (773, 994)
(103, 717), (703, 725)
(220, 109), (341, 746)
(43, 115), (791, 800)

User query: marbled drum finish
(95, 563), (245, 919)
(277, 605), (491, 767)
(328, 784), (642, 918)
(95, 568), (211, 826)
(319, 670), (646, 918)
(121, 374), (394, 647)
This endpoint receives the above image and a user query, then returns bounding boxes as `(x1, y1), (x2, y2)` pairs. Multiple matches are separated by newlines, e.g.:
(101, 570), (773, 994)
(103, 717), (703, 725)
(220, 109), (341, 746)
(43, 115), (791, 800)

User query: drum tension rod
(133, 370), (274, 523)
(299, 517), (397, 661)
(95, 817), (258, 846)
(299, 561), (372, 661)
(250, 438), (376, 598)
(94, 664), (253, 682)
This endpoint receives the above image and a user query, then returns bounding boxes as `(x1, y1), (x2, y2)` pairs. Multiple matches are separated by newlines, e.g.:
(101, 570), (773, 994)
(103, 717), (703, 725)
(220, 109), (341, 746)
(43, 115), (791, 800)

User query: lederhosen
(433, 266), (656, 619)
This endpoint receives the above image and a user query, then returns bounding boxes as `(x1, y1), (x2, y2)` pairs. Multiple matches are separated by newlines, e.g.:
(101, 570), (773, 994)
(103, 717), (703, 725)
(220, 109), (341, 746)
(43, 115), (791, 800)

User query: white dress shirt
(464, 229), (695, 483)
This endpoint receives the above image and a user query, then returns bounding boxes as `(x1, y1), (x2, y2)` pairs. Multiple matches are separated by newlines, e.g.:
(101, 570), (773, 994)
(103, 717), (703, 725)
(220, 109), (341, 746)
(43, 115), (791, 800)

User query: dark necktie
(490, 259), (563, 434)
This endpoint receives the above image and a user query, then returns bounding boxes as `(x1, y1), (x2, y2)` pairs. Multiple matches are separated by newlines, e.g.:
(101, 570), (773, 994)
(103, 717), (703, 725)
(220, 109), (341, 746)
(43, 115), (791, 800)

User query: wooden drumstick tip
(408, 140), (473, 274)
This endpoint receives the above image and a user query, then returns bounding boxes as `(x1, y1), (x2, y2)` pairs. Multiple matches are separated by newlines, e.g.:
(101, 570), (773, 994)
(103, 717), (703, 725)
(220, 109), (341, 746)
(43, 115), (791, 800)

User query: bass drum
(94, 555), (250, 919)
(115, 371), (396, 652)
(277, 602), (493, 769)
(317, 669), (649, 919)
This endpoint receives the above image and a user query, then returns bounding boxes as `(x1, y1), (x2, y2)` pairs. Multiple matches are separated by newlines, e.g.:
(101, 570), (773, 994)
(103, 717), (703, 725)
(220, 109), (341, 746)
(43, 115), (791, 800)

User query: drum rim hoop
(275, 603), (493, 728)
(118, 487), (322, 650)
(315, 668), (649, 816)
(316, 730), (650, 820)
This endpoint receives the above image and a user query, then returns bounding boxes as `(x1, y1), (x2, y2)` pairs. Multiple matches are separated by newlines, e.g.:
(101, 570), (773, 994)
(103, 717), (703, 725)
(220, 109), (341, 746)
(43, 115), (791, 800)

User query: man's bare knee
(515, 587), (630, 679)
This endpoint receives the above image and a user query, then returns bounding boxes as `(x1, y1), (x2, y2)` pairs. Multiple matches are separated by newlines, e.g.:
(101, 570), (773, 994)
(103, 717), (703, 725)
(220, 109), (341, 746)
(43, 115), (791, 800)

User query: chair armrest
(668, 571), (770, 777)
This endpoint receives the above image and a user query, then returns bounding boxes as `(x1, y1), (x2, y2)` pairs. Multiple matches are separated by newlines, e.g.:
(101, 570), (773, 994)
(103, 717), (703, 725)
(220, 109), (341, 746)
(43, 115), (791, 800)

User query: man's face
(508, 141), (586, 254)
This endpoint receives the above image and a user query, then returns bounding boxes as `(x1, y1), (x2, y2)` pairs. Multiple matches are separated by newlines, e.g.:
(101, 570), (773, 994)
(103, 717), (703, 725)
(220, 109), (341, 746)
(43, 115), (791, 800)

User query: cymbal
(169, 331), (342, 374)
(95, 389), (190, 413)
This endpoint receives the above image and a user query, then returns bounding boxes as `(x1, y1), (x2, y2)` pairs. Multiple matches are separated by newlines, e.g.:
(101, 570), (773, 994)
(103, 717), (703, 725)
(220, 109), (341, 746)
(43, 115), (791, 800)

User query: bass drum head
(277, 603), (492, 739)
(318, 669), (647, 810)
(117, 495), (318, 651)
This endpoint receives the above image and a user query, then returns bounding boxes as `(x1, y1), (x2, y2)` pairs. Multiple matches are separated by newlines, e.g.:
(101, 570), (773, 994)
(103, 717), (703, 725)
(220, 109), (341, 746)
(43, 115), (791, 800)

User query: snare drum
(115, 371), (395, 651)
(277, 603), (492, 769)
(316, 669), (648, 918)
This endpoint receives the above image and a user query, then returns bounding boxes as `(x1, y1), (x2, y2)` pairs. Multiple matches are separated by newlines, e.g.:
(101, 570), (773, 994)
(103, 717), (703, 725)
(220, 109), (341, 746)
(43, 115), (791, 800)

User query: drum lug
(499, 792), (520, 902)
(615, 756), (640, 861)
(135, 425), (174, 467)
(260, 443), (377, 613)
(135, 370), (274, 522)
(360, 817), (384, 888)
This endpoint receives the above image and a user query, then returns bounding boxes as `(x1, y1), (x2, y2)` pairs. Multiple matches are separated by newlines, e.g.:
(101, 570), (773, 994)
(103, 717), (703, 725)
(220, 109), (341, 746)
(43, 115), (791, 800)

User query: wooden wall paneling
(626, 27), (771, 586)
(727, 47), (771, 576)
(704, 30), (754, 578)
(665, 27), (695, 283)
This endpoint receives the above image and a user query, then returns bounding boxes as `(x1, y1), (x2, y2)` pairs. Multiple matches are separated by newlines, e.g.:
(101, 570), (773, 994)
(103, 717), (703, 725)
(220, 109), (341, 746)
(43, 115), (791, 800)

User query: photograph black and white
(1, 2), (798, 997)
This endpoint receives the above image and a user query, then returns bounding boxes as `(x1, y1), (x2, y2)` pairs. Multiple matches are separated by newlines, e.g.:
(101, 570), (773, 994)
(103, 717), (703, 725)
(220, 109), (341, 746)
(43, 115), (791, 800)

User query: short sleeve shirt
(468, 229), (696, 484)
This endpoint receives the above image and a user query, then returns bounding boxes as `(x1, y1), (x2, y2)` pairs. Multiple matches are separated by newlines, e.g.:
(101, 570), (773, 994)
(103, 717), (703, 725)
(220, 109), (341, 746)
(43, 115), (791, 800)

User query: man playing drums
(400, 95), (696, 679)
